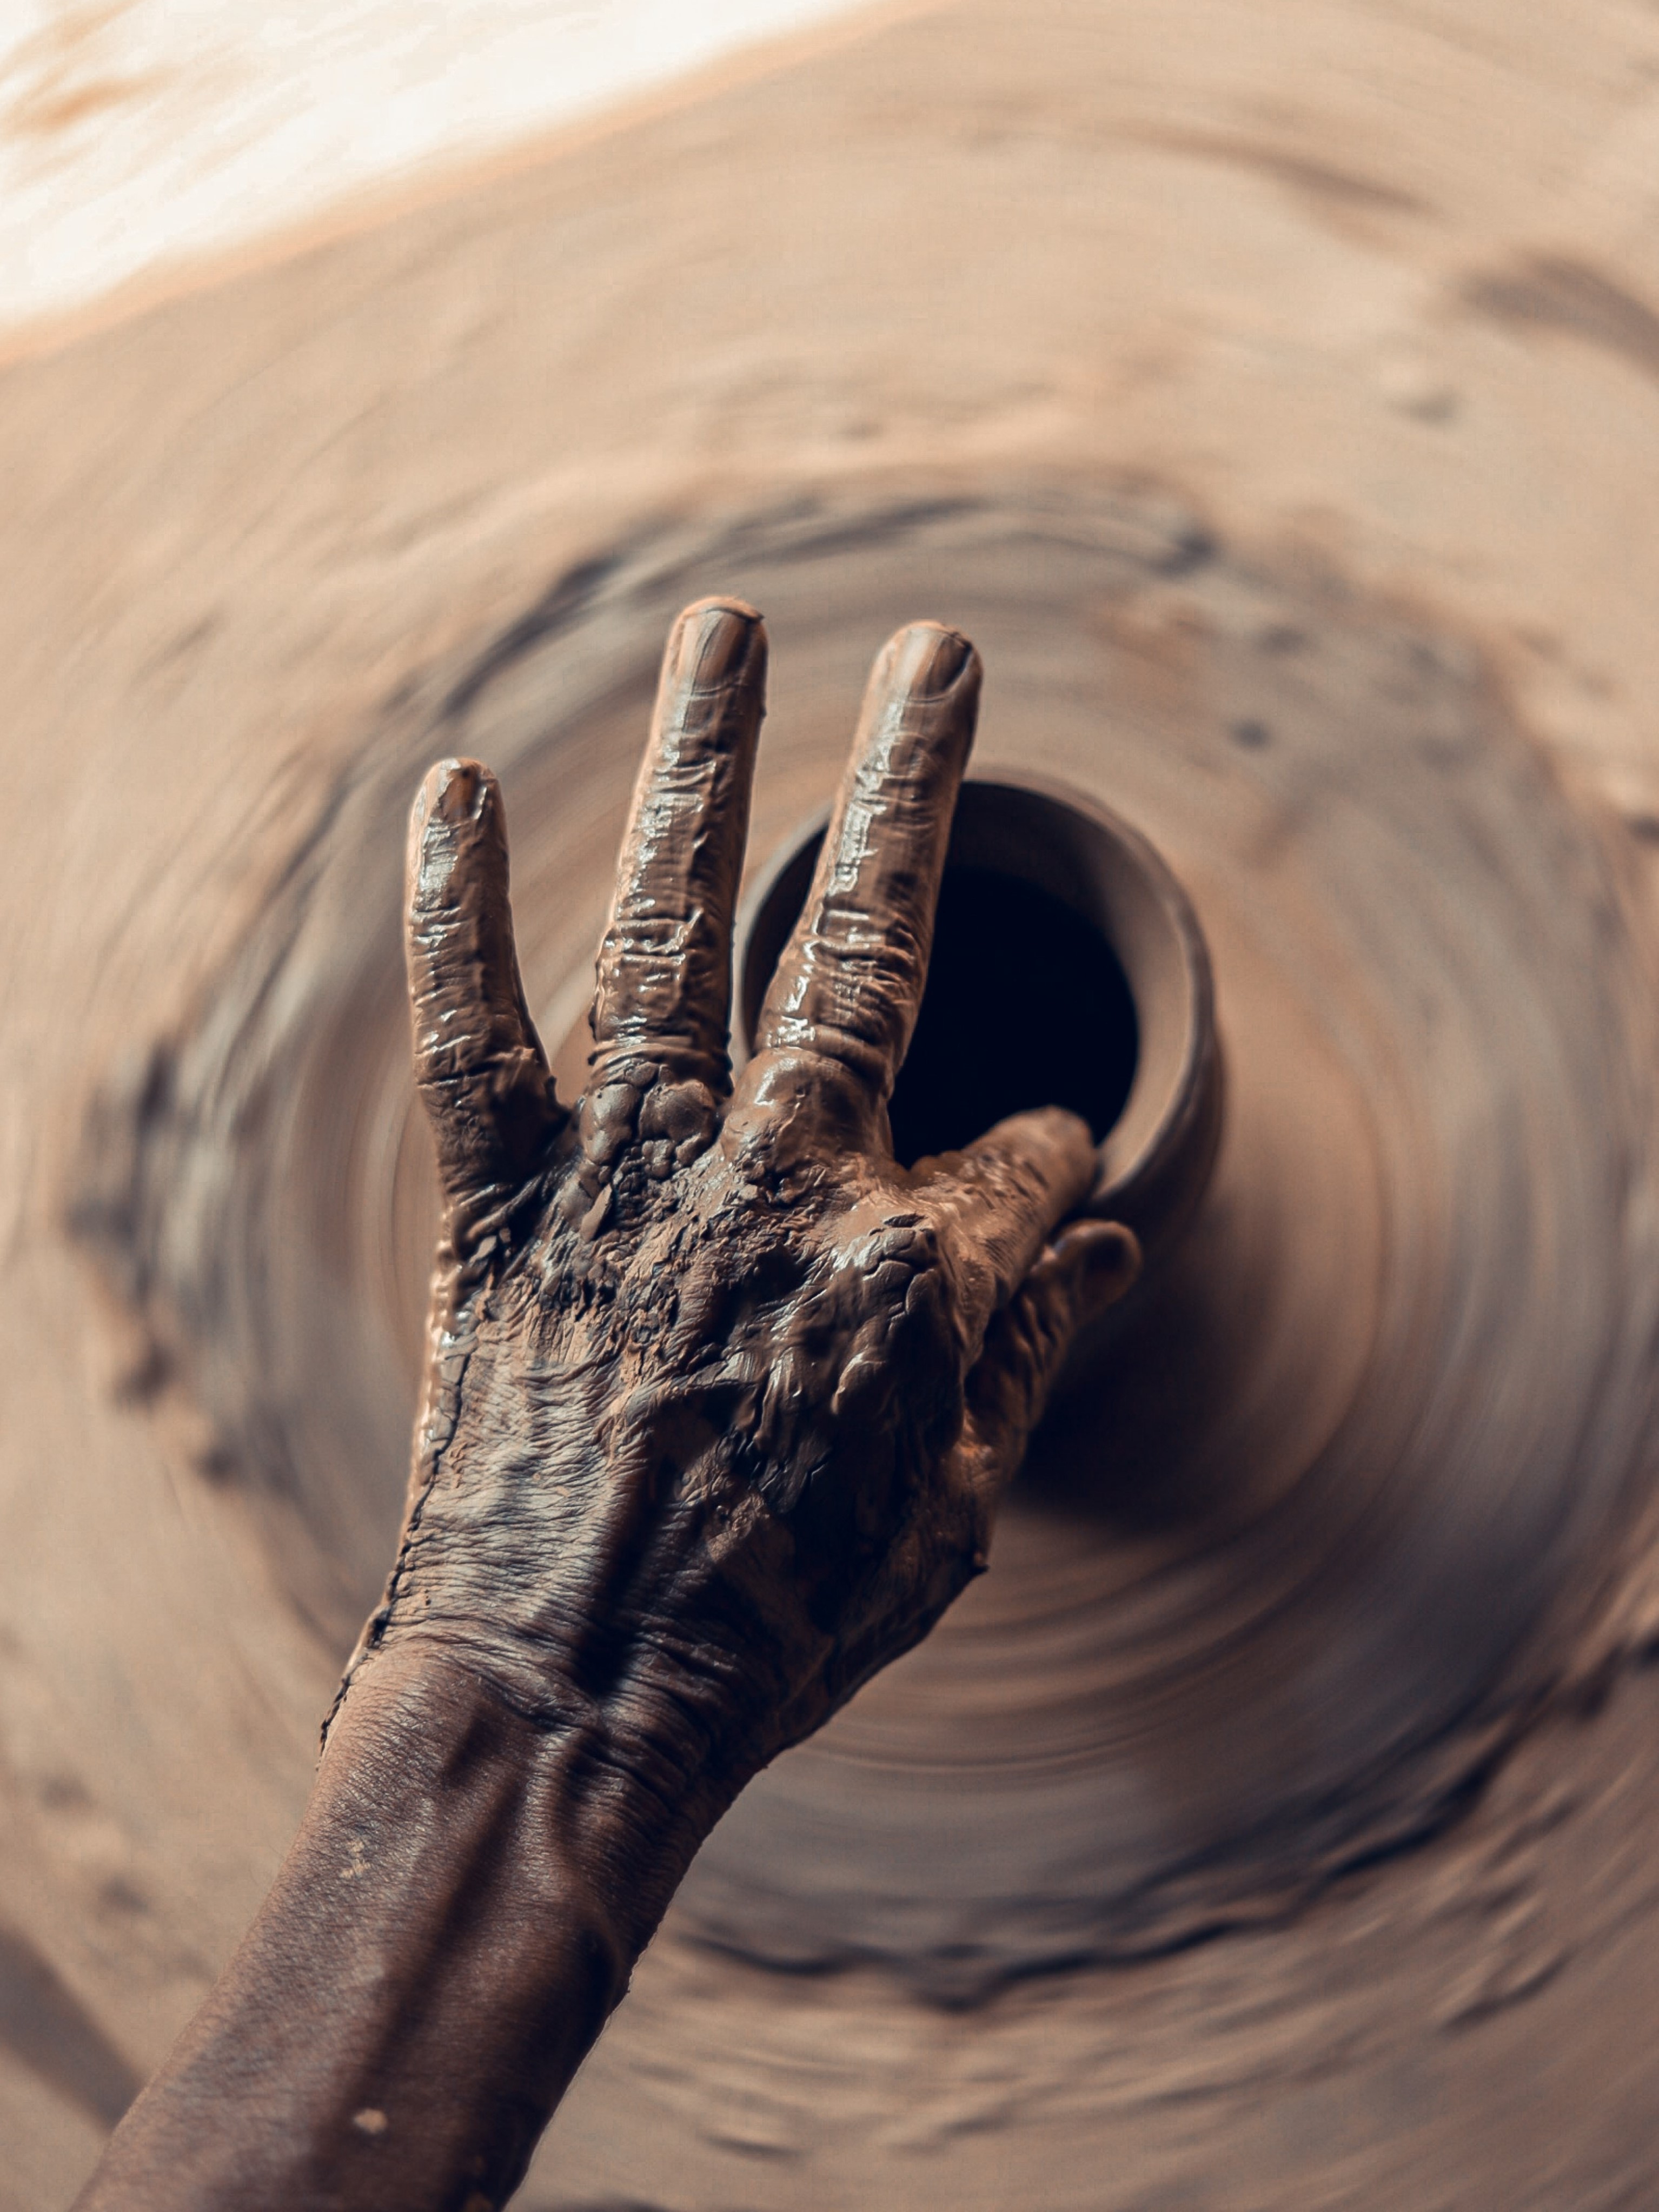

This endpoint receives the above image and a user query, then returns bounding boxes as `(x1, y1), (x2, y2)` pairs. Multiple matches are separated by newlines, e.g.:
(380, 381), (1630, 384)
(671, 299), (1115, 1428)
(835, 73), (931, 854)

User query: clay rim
(733, 769), (1222, 1262)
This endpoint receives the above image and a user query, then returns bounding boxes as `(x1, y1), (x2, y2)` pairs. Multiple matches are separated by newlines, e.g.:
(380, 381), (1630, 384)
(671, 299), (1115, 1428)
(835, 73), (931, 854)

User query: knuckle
(579, 1079), (644, 1165)
(637, 1077), (719, 1175)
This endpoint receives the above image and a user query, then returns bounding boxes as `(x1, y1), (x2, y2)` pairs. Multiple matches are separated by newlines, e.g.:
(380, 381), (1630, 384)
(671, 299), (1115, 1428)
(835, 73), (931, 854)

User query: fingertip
(971, 1103), (1099, 1209)
(678, 593), (763, 622)
(1026, 1102), (1098, 1164)
(1057, 1216), (1142, 1314)
(666, 597), (768, 692)
(415, 757), (494, 833)
(407, 759), (508, 923)
(878, 620), (979, 700)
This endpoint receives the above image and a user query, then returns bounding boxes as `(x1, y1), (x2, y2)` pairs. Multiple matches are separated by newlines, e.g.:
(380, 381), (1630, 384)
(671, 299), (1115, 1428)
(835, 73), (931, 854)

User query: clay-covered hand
(333, 601), (1139, 1937)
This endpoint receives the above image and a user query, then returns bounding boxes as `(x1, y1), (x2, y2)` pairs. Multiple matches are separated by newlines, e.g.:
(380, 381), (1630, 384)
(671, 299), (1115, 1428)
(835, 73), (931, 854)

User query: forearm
(76, 1644), (700, 2212)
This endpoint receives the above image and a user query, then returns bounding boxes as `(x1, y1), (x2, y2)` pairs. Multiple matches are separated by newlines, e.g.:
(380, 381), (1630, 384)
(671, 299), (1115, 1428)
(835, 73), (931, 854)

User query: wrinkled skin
(77, 602), (1138, 2212)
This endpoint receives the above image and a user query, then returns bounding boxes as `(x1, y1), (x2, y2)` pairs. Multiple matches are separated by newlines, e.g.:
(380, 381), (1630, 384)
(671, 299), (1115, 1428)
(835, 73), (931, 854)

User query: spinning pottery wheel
(15, 2), (1659, 2205)
(65, 486), (1659, 2196)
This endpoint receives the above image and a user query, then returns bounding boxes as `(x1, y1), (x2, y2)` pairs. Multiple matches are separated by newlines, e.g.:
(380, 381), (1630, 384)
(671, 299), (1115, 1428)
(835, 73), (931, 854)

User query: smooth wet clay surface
(16, 1), (1659, 2204)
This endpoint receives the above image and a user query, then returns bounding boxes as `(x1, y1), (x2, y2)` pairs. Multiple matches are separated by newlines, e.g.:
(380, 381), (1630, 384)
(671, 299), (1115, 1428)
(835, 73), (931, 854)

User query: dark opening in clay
(741, 825), (1140, 1165)
(893, 864), (1138, 1161)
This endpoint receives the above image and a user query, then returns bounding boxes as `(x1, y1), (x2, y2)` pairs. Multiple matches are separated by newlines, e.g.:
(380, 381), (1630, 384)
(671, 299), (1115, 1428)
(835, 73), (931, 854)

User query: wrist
(336, 1632), (742, 1957)
(83, 1637), (667, 2212)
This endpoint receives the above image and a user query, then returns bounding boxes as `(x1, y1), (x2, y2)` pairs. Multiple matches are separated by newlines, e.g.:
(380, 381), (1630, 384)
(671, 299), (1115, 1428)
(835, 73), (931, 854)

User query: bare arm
(77, 602), (1138, 2212)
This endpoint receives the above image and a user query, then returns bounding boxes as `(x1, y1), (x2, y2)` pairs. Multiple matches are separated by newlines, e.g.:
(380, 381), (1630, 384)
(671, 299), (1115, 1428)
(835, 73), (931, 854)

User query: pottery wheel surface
(66, 482), (1659, 2194)
(14, 3), (1659, 2206)
(74, 483), (1659, 1984)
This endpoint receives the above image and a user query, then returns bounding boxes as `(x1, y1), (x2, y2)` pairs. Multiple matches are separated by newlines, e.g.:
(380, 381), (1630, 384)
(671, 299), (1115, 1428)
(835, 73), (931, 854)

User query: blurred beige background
(0, 0), (869, 336)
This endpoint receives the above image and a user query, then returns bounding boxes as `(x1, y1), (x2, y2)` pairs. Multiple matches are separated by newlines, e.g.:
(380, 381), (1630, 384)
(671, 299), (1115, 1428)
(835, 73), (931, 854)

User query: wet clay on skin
(74, 605), (1140, 2212)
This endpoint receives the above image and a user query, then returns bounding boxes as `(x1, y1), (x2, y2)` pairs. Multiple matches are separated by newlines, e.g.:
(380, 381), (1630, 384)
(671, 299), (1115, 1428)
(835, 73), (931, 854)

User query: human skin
(75, 601), (1139, 2212)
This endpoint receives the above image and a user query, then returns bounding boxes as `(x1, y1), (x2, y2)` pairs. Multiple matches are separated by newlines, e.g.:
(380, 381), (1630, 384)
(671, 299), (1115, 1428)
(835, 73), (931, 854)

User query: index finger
(751, 621), (980, 1109)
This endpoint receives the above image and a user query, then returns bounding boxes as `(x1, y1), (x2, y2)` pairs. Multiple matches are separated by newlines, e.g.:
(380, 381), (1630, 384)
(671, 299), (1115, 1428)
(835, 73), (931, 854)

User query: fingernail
(889, 621), (977, 699)
(420, 758), (489, 831)
(670, 598), (766, 691)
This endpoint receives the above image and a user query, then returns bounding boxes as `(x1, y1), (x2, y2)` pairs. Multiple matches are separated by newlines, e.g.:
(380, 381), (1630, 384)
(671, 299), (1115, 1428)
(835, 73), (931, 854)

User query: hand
(334, 598), (1140, 1934)
(77, 602), (1142, 2212)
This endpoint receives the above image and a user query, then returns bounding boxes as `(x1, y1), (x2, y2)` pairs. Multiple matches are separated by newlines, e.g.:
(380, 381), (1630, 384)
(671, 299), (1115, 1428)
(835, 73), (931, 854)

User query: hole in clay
(741, 830), (1139, 1166)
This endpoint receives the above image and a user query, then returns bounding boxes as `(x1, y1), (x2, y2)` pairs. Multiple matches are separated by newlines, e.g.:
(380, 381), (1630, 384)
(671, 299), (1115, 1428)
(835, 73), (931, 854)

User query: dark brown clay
(75, 603), (1140, 2211)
